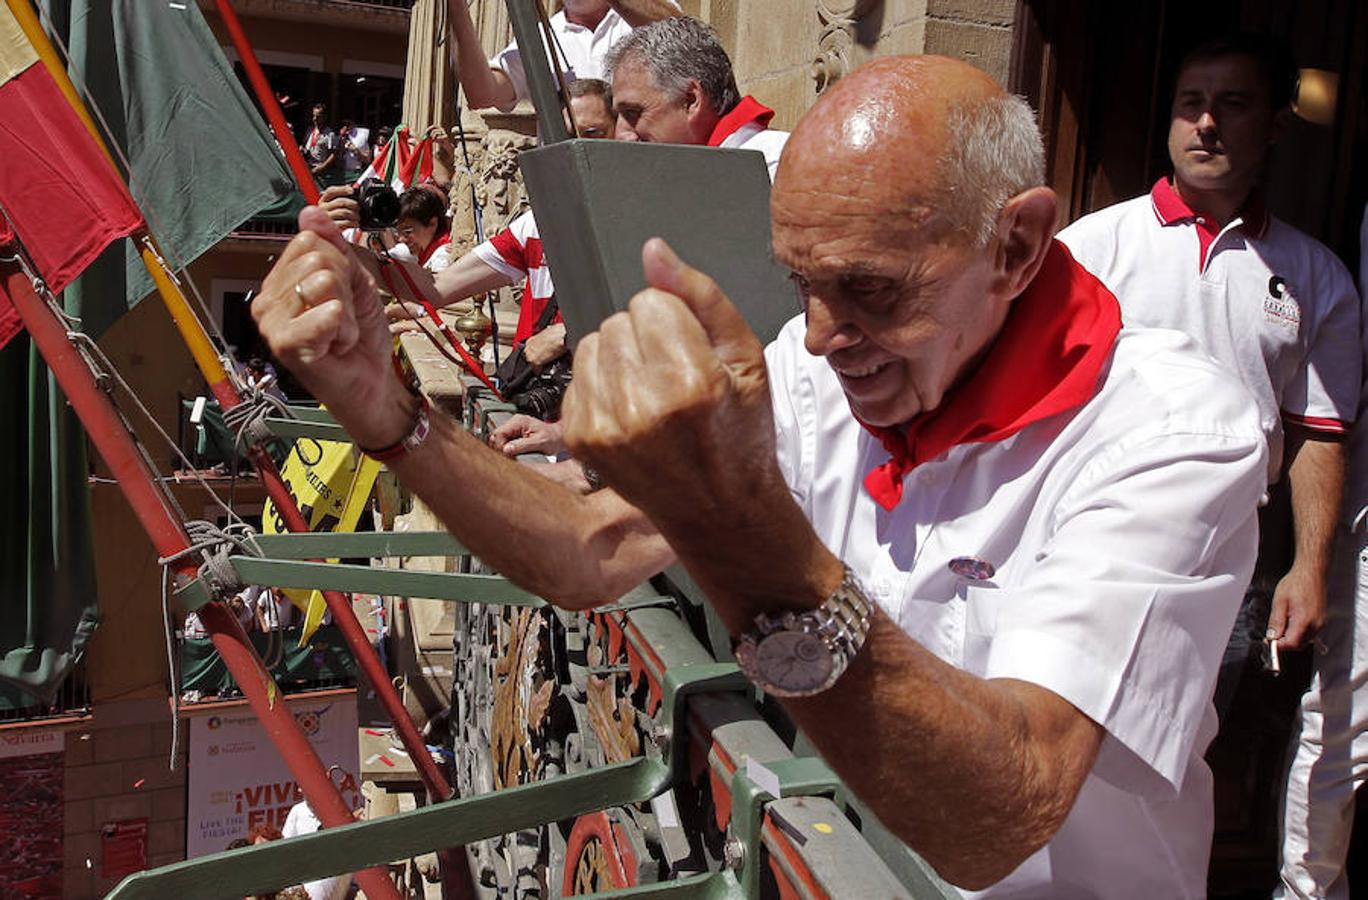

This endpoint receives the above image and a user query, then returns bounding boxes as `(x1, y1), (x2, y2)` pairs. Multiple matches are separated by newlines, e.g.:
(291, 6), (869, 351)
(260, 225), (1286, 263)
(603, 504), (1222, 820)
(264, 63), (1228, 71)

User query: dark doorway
(1013, 0), (1367, 265)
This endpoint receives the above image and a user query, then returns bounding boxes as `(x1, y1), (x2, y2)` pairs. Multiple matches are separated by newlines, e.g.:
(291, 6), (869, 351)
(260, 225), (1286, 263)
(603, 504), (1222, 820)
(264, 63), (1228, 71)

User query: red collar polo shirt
(764, 242), (1268, 897)
(1059, 179), (1362, 484)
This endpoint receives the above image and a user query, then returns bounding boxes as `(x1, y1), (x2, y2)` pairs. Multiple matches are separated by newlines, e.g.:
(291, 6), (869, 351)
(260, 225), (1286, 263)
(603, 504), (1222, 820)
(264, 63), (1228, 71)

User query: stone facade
(61, 699), (189, 900)
(448, 0), (1019, 241)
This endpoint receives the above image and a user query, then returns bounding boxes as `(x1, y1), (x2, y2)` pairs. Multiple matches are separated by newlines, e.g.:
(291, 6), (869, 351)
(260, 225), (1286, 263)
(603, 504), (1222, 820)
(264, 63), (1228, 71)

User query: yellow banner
(262, 436), (382, 644)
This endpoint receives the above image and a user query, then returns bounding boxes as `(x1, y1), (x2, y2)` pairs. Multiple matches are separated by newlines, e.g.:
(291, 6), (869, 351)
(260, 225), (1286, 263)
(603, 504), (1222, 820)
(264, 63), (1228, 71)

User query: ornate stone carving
(812, 0), (880, 94)
(475, 128), (537, 234)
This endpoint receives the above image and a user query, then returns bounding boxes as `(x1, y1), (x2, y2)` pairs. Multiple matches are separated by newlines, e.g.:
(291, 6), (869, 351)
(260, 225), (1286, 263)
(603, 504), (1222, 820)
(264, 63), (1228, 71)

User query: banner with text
(186, 696), (359, 857)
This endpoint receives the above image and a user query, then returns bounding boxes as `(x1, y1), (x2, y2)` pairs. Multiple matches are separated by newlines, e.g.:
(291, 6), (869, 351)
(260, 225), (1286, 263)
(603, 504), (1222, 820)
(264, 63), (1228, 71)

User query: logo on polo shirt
(1264, 275), (1300, 329)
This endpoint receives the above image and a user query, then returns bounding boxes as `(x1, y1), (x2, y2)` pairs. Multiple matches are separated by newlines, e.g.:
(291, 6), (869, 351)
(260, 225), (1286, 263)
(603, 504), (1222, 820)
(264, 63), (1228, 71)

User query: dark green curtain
(180, 625), (356, 695)
(0, 335), (100, 709)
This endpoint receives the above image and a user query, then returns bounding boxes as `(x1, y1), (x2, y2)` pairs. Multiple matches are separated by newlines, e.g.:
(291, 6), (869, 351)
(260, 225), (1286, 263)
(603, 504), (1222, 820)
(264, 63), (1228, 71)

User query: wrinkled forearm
(785, 617), (1101, 888)
(446, 0), (517, 110)
(388, 410), (672, 608)
(661, 495), (1101, 889)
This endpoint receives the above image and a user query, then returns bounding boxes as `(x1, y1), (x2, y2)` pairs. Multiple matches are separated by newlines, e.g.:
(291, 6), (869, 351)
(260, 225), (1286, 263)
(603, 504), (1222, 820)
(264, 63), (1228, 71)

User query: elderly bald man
(251, 56), (1266, 895)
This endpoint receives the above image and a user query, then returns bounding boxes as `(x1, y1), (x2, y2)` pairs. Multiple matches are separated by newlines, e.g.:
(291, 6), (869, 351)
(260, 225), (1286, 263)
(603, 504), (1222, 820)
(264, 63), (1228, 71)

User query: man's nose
(803, 294), (861, 356)
(1195, 109), (1218, 134)
(615, 117), (639, 141)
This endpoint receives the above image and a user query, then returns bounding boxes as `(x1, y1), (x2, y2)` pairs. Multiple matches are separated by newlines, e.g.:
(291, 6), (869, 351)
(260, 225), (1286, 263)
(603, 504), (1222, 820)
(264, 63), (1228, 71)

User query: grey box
(518, 139), (800, 349)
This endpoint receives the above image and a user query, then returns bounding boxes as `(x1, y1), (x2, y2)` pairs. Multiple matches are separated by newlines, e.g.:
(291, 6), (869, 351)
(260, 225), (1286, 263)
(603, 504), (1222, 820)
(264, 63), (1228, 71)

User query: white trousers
(1277, 525), (1368, 899)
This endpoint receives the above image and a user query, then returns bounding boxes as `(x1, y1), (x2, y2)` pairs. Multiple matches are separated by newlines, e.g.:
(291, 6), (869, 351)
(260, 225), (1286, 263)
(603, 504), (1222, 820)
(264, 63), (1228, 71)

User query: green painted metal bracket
(594, 871), (743, 899)
(597, 594), (678, 614)
(249, 530), (467, 559)
(477, 400), (519, 435)
(172, 558), (545, 613)
(730, 756), (843, 897)
(282, 405), (338, 425)
(660, 662), (750, 781)
(106, 757), (671, 900)
(231, 557), (546, 606)
(264, 415), (352, 443)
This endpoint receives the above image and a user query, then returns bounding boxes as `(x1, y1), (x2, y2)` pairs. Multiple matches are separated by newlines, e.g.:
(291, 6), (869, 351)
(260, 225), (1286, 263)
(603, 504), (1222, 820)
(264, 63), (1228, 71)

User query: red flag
(0, 6), (144, 349)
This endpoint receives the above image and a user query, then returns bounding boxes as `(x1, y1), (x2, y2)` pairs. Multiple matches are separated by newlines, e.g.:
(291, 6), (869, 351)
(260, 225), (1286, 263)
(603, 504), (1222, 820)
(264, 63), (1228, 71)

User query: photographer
(394, 184), (454, 274)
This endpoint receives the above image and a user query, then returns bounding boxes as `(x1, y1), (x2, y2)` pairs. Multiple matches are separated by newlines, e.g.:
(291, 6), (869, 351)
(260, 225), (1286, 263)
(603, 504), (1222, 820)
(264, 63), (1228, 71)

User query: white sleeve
(490, 38), (530, 102)
(968, 423), (1265, 792)
(764, 315), (812, 507)
(1281, 250), (1361, 432)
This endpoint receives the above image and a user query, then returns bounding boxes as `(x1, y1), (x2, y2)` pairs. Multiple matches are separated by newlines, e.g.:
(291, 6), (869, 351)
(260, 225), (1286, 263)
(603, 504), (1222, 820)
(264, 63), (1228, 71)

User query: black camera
(356, 181), (400, 231)
(510, 358), (573, 420)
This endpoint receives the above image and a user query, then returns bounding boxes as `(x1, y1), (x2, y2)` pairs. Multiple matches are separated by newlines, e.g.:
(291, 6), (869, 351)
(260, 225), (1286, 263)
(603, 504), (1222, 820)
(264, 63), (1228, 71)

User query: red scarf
(418, 226), (451, 267)
(862, 241), (1122, 510)
(706, 96), (775, 147)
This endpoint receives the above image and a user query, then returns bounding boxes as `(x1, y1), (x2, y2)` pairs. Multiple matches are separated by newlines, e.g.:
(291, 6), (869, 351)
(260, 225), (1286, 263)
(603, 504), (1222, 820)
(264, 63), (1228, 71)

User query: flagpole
(0, 243), (402, 900)
(11, 6), (476, 892)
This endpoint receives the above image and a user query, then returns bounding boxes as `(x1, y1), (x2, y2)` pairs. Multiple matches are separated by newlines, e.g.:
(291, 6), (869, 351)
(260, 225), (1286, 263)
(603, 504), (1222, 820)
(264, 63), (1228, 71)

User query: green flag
(38, 0), (302, 336)
(0, 335), (100, 709)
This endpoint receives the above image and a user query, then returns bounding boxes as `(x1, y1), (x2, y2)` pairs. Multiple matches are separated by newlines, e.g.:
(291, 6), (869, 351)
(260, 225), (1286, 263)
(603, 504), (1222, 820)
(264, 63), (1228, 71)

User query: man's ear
(991, 187), (1057, 300)
(683, 79), (706, 120)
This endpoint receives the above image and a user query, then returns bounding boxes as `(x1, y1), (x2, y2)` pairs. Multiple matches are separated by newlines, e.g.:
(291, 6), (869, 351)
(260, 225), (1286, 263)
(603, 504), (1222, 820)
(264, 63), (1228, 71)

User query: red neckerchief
(861, 240), (1122, 510)
(418, 227), (451, 266)
(1150, 178), (1269, 270)
(706, 96), (775, 147)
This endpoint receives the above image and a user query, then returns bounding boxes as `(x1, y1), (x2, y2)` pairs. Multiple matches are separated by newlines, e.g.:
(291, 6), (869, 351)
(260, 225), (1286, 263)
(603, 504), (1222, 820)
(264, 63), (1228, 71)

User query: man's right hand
(319, 184), (360, 231)
(489, 414), (567, 457)
(252, 206), (414, 449)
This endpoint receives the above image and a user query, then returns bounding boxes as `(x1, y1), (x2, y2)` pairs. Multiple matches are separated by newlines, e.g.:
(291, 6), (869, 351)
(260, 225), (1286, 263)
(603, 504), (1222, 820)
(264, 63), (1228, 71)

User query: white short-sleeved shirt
(1059, 180), (1362, 481)
(766, 293), (1266, 892)
(490, 4), (678, 103)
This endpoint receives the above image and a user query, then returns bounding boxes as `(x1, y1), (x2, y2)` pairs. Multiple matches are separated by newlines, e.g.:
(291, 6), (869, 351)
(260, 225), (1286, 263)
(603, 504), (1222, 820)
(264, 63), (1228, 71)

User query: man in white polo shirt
(446, 0), (679, 112)
(1058, 34), (1362, 894)
(254, 56), (1266, 896)
(1060, 35), (1360, 662)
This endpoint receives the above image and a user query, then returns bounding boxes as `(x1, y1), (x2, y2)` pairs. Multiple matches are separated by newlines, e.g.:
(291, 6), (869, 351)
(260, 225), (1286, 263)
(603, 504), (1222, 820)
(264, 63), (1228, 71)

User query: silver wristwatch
(733, 567), (874, 697)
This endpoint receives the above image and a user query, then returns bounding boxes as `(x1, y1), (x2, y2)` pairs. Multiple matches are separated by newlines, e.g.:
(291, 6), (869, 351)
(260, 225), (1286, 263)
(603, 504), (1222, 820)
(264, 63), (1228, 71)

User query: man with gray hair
(251, 55), (1265, 895)
(606, 16), (788, 179)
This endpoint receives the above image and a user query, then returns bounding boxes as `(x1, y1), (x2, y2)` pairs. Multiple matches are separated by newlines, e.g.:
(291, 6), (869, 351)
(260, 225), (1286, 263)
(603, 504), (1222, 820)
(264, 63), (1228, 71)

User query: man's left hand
(561, 238), (776, 533)
(1267, 565), (1327, 650)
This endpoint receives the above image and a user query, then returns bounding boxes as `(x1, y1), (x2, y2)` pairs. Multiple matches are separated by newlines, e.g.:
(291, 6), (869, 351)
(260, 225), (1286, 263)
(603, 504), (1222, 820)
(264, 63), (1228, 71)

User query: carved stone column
(812, 0), (880, 94)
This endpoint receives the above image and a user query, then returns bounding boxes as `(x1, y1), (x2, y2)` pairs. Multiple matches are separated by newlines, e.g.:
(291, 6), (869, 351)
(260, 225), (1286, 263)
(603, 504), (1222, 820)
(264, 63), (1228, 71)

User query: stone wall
(62, 699), (188, 899)
(454, 1), (1021, 225)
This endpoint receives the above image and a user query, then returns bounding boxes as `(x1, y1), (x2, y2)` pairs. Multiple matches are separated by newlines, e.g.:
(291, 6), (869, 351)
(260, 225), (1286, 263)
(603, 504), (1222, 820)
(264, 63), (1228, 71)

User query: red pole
(213, 0), (319, 205)
(207, 0), (461, 809)
(0, 255), (401, 900)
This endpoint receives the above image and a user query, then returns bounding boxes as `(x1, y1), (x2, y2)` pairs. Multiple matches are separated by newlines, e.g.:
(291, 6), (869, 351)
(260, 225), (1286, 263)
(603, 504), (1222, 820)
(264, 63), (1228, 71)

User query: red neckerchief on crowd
(861, 240), (1122, 511)
(706, 96), (775, 147)
(418, 226), (451, 267)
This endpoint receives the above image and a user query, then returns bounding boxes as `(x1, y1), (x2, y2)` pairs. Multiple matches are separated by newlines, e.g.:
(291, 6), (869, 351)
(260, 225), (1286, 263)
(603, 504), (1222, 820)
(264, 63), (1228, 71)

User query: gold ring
(294, 282), (308, 306)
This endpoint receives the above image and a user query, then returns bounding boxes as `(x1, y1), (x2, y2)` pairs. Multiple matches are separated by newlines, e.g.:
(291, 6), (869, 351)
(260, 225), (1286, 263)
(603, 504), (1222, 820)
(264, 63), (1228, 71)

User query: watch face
(756, 630), (835, 695)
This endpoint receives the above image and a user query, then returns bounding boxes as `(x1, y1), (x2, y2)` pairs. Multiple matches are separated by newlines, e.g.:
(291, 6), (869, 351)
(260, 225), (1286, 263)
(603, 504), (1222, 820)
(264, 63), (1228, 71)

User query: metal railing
(0, 661), (92, 727)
